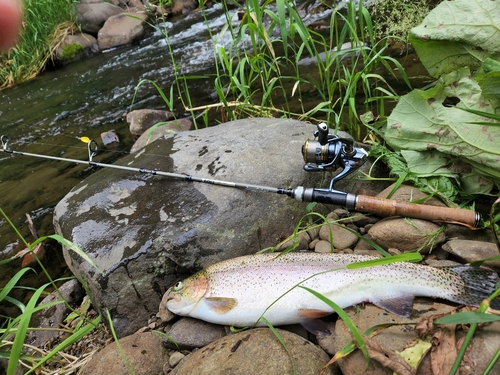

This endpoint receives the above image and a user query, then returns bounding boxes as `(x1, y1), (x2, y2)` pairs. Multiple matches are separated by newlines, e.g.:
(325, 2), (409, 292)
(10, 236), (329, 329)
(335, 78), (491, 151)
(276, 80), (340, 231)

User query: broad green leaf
(400, 150), (456, 178)
(384, 68), (500, 194)
(409, 0), (500, 77)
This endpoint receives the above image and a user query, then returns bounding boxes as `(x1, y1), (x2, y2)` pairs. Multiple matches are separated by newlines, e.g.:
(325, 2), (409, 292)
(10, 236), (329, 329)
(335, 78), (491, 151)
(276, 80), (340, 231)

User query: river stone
(77, 2), (124, 34)
(442, 239), (500, 272)
(98, 11), (150, 50)
(55, 118), (382, 337)
(163, 317), (226, 350)
(56, 33), (98, 61)
(130, 118), (193, 153)
(334, 300), (456, 375)
(79, 332), (168, 375)
(27, 279), (84, 349)
(126, 109), (175, 138)
(368, 218), (446, 253)
(170, 328), (335, 375)
(319, 223), (359, 249)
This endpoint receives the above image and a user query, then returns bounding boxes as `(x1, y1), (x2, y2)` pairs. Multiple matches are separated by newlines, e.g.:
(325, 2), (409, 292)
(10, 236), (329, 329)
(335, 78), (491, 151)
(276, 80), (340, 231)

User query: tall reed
(147, 0), (412, 135)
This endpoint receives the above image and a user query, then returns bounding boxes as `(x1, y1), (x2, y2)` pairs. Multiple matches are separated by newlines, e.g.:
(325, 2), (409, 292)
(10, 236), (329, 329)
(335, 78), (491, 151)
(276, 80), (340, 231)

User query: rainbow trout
(166, 253), (499, 327)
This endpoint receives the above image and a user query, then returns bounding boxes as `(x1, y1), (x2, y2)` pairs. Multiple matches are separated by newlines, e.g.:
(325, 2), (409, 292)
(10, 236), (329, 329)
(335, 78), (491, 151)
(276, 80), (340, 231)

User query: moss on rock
(60, 42), (83, 60)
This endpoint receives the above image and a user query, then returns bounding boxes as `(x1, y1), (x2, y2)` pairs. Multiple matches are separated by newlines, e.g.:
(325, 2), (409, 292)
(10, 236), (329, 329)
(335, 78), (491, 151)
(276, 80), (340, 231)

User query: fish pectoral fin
(371, 295), (414, 318)
(205, 297), (237, 314)
(299, 318), (331, 337)
(298, 308), (331, 319)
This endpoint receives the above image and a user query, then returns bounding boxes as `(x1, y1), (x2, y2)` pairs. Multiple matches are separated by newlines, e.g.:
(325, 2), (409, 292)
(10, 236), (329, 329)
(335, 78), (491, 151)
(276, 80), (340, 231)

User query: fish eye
(173, 281), (184, 290)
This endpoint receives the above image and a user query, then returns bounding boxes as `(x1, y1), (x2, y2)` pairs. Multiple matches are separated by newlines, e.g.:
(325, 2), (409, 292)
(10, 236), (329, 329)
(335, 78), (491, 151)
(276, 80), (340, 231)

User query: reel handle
(292, 187), (480, 228)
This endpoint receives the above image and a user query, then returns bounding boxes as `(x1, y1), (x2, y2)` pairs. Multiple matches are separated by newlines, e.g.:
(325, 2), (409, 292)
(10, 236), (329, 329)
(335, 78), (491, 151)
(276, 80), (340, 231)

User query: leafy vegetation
(0, 0), (76, 89)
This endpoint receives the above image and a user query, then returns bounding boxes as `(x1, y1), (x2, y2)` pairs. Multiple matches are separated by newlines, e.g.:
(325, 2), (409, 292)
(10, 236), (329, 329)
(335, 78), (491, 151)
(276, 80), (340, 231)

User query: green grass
(133, 0), (412, 136)
(0, 208), (104, 375)
(0, 0), (77, 89)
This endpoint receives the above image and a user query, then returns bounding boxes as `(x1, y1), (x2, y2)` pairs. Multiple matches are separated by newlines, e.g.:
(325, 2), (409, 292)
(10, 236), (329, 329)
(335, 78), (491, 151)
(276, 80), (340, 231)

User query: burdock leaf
(409, 0), (500, 78)
(384, 68), (500, 195)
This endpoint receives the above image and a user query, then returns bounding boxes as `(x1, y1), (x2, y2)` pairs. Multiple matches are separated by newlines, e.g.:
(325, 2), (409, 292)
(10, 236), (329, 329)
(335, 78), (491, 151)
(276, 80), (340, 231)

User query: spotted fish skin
(166, 252), (499, 327)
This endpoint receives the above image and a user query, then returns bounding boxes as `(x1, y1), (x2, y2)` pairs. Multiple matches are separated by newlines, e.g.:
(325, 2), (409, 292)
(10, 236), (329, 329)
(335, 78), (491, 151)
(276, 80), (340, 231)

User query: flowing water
(0, 1), (349, 305)
(0, 1), (429, 310)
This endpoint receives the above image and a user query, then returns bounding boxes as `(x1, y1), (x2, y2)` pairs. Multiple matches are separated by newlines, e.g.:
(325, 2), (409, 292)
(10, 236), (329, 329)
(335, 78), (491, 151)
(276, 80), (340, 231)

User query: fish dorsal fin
(371, 295), (414, 318)
(205, 297), (237, 314)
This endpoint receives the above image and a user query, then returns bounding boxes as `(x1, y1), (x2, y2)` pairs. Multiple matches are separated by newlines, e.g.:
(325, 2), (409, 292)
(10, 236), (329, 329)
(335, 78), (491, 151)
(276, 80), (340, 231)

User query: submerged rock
(54, 118), (373, 337)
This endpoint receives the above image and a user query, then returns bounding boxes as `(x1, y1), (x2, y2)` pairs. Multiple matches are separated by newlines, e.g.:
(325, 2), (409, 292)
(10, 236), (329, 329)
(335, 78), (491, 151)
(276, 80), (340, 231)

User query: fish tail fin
(444, 266), (500, 309)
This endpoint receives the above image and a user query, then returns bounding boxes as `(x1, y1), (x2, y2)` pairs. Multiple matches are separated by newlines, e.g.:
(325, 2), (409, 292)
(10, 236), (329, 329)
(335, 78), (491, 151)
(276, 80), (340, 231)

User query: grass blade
(300, 286), (370, 371)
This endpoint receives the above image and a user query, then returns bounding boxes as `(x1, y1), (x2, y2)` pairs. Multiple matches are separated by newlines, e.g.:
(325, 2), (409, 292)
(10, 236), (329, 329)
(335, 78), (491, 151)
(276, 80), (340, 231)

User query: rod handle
(355, 195), (480, 228)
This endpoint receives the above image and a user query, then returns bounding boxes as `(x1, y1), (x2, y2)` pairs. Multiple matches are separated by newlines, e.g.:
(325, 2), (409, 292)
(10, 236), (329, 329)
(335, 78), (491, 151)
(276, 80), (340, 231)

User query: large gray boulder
(77, 1), (124, 34)
(53, 118), (369, 337)
(98, 11), (150, 50)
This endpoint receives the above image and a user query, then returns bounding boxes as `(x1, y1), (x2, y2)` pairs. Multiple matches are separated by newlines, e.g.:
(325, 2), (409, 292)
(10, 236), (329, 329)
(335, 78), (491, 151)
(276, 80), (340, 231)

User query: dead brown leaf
(364, 335), (415, 375)
(414, 311), (453, 338)
(430, 325), (457, 375)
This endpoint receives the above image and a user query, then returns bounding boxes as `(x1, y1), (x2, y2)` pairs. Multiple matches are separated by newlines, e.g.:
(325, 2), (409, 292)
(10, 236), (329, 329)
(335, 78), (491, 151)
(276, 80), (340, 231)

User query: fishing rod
(1, 126), (480, 228)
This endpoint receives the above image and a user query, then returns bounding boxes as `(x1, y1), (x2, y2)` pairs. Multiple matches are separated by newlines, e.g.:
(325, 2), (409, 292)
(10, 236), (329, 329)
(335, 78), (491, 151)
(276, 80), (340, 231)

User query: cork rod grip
(355, 195), (480, 228)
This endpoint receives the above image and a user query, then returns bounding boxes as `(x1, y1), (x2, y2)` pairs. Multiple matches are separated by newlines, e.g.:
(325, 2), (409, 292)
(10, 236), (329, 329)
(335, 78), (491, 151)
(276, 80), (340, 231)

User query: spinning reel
(302, 123), (368, 190)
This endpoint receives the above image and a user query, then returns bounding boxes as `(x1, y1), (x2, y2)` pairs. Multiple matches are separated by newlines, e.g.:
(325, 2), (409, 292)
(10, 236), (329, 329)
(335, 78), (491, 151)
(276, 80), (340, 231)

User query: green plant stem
(450, 299), (490, 374)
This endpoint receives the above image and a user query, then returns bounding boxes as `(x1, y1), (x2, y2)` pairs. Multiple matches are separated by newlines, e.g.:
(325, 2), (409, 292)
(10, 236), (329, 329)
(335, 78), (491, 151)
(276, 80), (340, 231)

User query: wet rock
(79, 332), (168, 375)
(126, 109), (175, 139)
(77, 1), (123, 34)
(27, 279), (84, 349)
(56, 33), (98, 62)
(98, 11), (150, 50)
(57, 119), (372, 337)
(130, 118), (193, 153)
(163, 317), (226, 350)
(101, 129), (120, 147)
(171, 0), (198, 15)
(170, 328), (335, 375)
(442, 239), (500, 272)
(368, 218), (446, 253)
(319, 223), (359, 249)
(334, 300), (456, 375)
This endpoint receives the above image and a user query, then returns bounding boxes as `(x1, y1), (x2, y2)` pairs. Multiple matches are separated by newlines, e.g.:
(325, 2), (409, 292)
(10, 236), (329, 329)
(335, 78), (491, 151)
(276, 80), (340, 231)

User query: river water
(0, 1), (351, 302)
(0, 1), (429, 309)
